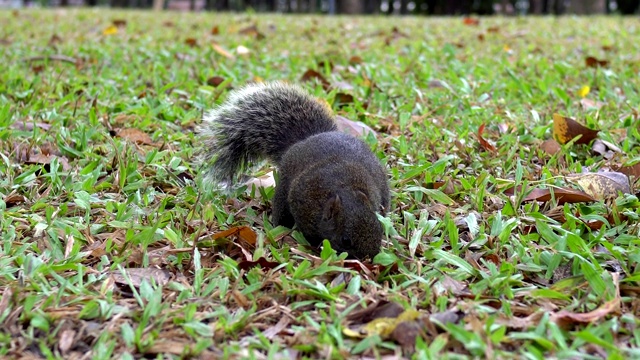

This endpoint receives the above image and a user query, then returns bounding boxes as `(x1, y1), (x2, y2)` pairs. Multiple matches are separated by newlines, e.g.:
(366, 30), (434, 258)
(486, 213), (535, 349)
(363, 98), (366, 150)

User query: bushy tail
(199, 82), (337, 184)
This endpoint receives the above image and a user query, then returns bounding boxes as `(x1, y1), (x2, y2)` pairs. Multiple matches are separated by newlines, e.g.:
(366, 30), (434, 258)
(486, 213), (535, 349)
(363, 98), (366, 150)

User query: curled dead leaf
(477, 123), (497, 152)
(300, 69), (330, 90)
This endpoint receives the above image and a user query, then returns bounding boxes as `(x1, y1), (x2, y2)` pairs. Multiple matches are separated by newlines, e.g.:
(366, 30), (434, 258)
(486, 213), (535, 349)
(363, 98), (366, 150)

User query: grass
(1, 8), (640, 359)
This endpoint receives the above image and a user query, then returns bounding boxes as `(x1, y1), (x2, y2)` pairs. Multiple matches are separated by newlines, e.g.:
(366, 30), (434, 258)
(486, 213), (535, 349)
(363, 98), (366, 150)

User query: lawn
(1, 8), (640, 359)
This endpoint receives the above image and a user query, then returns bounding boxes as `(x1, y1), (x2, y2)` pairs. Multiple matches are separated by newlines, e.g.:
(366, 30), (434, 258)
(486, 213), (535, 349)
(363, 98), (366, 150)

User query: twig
(25, 55), (77, 64)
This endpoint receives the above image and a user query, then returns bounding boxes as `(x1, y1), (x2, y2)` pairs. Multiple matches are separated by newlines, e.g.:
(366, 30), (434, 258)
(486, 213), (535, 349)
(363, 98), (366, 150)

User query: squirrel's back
(199, 82), (337, 183)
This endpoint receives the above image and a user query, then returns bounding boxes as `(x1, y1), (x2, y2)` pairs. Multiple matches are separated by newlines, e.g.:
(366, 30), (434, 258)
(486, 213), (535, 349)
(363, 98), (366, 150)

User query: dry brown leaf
(212, 225), (257, 245)
(552, 113), (599, 145)
(585, 56), (609, 68)
(300, 69), (330, 89)
(348, 55), (363, 64)
(477, 123), (497, 152)
(206, 76), (225, 87)
(116, 128), (154, 145)
(237, 257), (280, 272)
(523, 187), (595, 204)
(4, 193), (26, 206)
(614, 163), (640, 179)
(541, 139), (561, 155)
(238, 24), (265, 39)
(567, 171), (631, 200)
(552, 273), (619, 328)
(211, 25), (219, 35)
(184, 38), (198, 47)
(112, 19), (127, 27)
(24, 153), (71, 171)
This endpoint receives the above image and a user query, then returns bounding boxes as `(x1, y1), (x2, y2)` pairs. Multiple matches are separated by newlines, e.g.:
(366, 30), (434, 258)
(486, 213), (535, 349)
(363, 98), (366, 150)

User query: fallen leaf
(262, 316), (290, 339)
(185, 38), (198, 47)
(237, 257), (280, 271)
(523, 187), (595, 204)
(463, 17), (480, 26)
(552, 113), (599, 145)
(477, 123), (497, 152)
(112, 19), (127, 27)
(4, 193), (26, 206)
(541, 139), (561, 155)
(348, 55), (363, 64)
(552, 273), (619, 328)
(335, 115), (376, 138)
(110, 267), (171, 288)
(334, 92), (354, 107)
(206, 76), (225, 87)
(116, 128), (154, 145)
(211, 25), (219, 35)
(567, 171), (631, 200)
(212, 43), (234, 59)
(212, 225), (257, 245)
(585, 56), (609, 68)
(614, 163), (640, 179)
(58, 329), (76, 354)
(300, 69), (330, 89)
(239, 24), (265, 39)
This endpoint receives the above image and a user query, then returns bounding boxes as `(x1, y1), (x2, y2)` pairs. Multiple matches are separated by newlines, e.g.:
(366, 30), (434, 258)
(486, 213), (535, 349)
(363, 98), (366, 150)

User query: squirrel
(199, 82), (390, 260)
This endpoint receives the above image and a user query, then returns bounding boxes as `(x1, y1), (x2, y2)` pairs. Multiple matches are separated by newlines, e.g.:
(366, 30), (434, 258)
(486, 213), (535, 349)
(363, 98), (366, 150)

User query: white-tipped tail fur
(198, 81), (337, 184)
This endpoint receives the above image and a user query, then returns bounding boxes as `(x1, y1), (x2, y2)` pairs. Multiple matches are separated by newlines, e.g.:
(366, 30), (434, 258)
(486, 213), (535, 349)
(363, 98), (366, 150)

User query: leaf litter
(2, 11), (640, 360)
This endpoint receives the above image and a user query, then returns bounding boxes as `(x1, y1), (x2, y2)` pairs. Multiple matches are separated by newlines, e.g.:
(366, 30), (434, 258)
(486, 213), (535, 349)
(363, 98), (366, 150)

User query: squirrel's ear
(356, 191), (374, 210)
(323, 195), (342, 221)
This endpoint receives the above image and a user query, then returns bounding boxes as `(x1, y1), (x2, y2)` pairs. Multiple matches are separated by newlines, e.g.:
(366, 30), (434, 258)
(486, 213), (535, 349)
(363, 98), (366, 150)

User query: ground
(1, 9), (640, 360)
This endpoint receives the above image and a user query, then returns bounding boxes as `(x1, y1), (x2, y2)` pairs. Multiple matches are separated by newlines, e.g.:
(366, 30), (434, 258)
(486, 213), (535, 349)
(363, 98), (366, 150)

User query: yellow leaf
(503, 44), (511, 52)
(578, 85), (590, 98)
(103, 25), (118, 36)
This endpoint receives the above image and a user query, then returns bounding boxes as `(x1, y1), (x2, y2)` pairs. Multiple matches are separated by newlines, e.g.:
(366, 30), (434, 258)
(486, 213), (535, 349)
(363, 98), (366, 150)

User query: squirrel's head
(318, 191), (384, 260)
